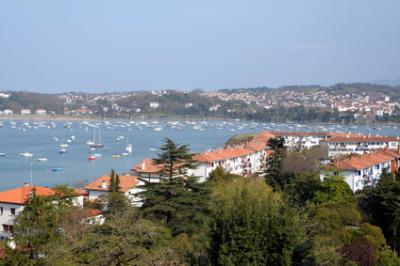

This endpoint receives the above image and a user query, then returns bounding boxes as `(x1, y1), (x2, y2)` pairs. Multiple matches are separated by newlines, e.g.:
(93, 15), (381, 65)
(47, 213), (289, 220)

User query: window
(0, 207), (3, 215)
(2, 224), (13, 232)
(10, 208), (15, 215)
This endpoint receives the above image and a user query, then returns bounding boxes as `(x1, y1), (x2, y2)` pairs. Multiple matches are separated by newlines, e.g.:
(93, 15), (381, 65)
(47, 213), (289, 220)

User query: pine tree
(153, 138), (196, 181)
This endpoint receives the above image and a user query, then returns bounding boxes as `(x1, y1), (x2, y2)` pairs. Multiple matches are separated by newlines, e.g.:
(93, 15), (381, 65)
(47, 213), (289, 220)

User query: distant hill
(370, 79), (400, 87)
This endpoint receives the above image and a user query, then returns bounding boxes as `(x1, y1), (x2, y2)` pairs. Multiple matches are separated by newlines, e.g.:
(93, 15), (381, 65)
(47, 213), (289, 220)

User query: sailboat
(125, 134), (132, 154)
(90, 127), (104, 148)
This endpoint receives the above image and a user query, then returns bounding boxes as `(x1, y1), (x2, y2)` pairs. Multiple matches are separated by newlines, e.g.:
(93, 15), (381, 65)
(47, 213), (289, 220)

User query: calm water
(0, 119), (399, 190)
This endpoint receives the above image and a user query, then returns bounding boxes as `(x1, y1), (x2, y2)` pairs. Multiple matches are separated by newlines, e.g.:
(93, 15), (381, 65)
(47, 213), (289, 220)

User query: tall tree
(265, 136), (287, 190)
(153, 138), (196, 181)
(109, 169), (120, 192)
(209, 179), (301, 265)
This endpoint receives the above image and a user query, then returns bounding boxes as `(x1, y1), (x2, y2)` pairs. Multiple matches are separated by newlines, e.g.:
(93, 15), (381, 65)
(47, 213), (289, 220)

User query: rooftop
(84, 174), (140, 193)
(0, 186), (55, 205)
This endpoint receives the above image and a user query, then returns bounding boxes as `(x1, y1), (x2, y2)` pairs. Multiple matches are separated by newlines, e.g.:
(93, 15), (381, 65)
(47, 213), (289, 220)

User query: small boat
(112, 154), (121, 159)
(88, 155), (96, 161)
(36, 157), (48, 162)
(0, 153), (6, 157)
(51, 137), (59, 141)
(86, 140), (95, 145)
(20, 152), (34, 158)
(52, 167), (63, 172)
(125, 144), (133, 154)
(93, 153), (102, 157)
(59, 143), (69, 148)
(122, 152), (129, 156)
(90, 143), (104, 148)
(59, 148), (67, 154)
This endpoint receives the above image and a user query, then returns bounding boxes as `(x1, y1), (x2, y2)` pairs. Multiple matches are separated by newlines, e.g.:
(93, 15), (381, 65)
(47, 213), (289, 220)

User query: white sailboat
(90, 127), (104, 148)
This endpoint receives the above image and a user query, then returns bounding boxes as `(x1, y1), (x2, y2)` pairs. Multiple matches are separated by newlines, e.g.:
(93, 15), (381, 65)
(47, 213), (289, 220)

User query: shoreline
(0, 114), (400, 126)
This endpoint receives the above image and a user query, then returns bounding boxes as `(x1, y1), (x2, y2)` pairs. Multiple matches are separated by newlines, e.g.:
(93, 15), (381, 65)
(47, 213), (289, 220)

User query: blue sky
(0, 0), (399, 92)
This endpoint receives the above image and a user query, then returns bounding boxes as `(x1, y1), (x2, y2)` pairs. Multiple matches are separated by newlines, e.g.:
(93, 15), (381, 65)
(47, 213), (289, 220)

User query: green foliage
(208, 166), (242, 183)
(265, 137), (288, 190)
(109, 169), (121, 192)
(154, 138), (196, 180)
(139, 176), (210, 237)
(357, 171), (400, 252)
(47, 208), (181, 266)
(12, 188), (67, 262)
(209, 179), (301, 265)
(106, 192), (129, 216)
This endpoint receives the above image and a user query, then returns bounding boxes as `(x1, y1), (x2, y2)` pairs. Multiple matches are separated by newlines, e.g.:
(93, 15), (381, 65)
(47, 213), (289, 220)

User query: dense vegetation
(2, 138), (400, 265)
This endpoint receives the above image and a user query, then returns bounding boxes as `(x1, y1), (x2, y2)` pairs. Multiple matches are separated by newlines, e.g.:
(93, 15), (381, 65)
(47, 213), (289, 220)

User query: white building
(35, 109), (47, 115)
(20, 109), (31, 115)
(325, 151), (399, 192)
(3, 109), (13, 115)
(321, 135), (400, 157)
(84, 174), (144, 206)
(0, 186), (55, 240)
(149, 102), (160, 109)
(274, 132), (333, 150)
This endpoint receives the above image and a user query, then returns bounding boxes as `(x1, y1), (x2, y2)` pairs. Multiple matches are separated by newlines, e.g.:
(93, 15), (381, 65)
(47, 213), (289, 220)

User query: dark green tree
(109, 169), (120, 192)
(153, 138), (196, 181)
(265, 136), (287, 189)
(209, 179), (301, 265)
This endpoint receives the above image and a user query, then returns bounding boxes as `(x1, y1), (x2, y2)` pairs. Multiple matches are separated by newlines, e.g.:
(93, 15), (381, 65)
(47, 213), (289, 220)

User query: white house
(3, 109), (13, 115)
(0, 186), (55, 240)
(325, 151), (398, 192)
(149, 102), (160, 109)
(20, 109), (31, 115)
(321, 135), (400, 157)
(35, 109), (47, 115)
(84, 174), (144, 206)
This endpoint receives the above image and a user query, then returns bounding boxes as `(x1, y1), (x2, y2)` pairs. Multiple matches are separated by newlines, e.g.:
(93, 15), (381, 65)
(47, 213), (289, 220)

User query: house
(20, 109), (31, 115)
(35, 109), (47, 115)
(325, 151), (399, 192)
(192, 143), (269, 182)
(0, 185), (55, 240)
(321, 135), (400, 157)
(149, 102), (159, 109)
(84, 174), (144, 206)
(132, 159), (164, 183)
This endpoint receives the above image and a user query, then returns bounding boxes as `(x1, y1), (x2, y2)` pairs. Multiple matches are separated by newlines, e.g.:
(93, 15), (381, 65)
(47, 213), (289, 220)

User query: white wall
(0, 203), (24, 240)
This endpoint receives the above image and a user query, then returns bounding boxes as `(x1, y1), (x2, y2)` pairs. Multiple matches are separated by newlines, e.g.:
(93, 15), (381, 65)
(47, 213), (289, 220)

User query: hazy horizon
(1, 1), (399, 93)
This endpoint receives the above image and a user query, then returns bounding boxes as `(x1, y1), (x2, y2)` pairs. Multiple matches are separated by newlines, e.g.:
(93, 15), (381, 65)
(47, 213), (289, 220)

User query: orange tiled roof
(84, 174), (139, 193)
(74, 188), (89, 196)
(332, 152), (395, 171)
(194, 147), (256, 163)
(132, 158), (163, 173)
(0, 186), (55, 205)
(83, 208), (103, 218)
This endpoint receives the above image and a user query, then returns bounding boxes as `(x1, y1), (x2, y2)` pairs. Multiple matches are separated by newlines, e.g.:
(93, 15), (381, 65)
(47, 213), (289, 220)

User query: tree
(109, 169), (120, 192)
(153, 138), (196, 181)
(357, 171), (400, 252)
(46, 208), (182, 266)
(265, 137), (287, 190)
(139, 176), (210, 237)
(209, 179), (301, 265)
(11, 188), (69, 263)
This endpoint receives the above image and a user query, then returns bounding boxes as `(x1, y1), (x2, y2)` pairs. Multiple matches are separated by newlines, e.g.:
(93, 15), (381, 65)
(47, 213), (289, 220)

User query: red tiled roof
(0, 186), (55, 205)
(132, 159), (163, 173)
(194, 147), (255, 163)
(331, 152), (395, 171)
(74, 188), (89, 196)
(84, 175), (139, 193)
(83, 208), (103, 218)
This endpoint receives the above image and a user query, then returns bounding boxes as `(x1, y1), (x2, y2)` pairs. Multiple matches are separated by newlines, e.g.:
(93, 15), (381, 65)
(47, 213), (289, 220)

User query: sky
(0, 0), (400, 93)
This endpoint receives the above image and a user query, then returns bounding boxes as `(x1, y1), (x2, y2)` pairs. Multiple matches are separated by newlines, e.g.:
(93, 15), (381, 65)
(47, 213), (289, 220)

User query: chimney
(101, 180), (107, 189)
(142, 161), (145, 170)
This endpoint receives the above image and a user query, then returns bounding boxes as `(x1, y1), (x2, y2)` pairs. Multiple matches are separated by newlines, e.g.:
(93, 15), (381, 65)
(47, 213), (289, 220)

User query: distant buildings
(149, 102), (160, 109)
